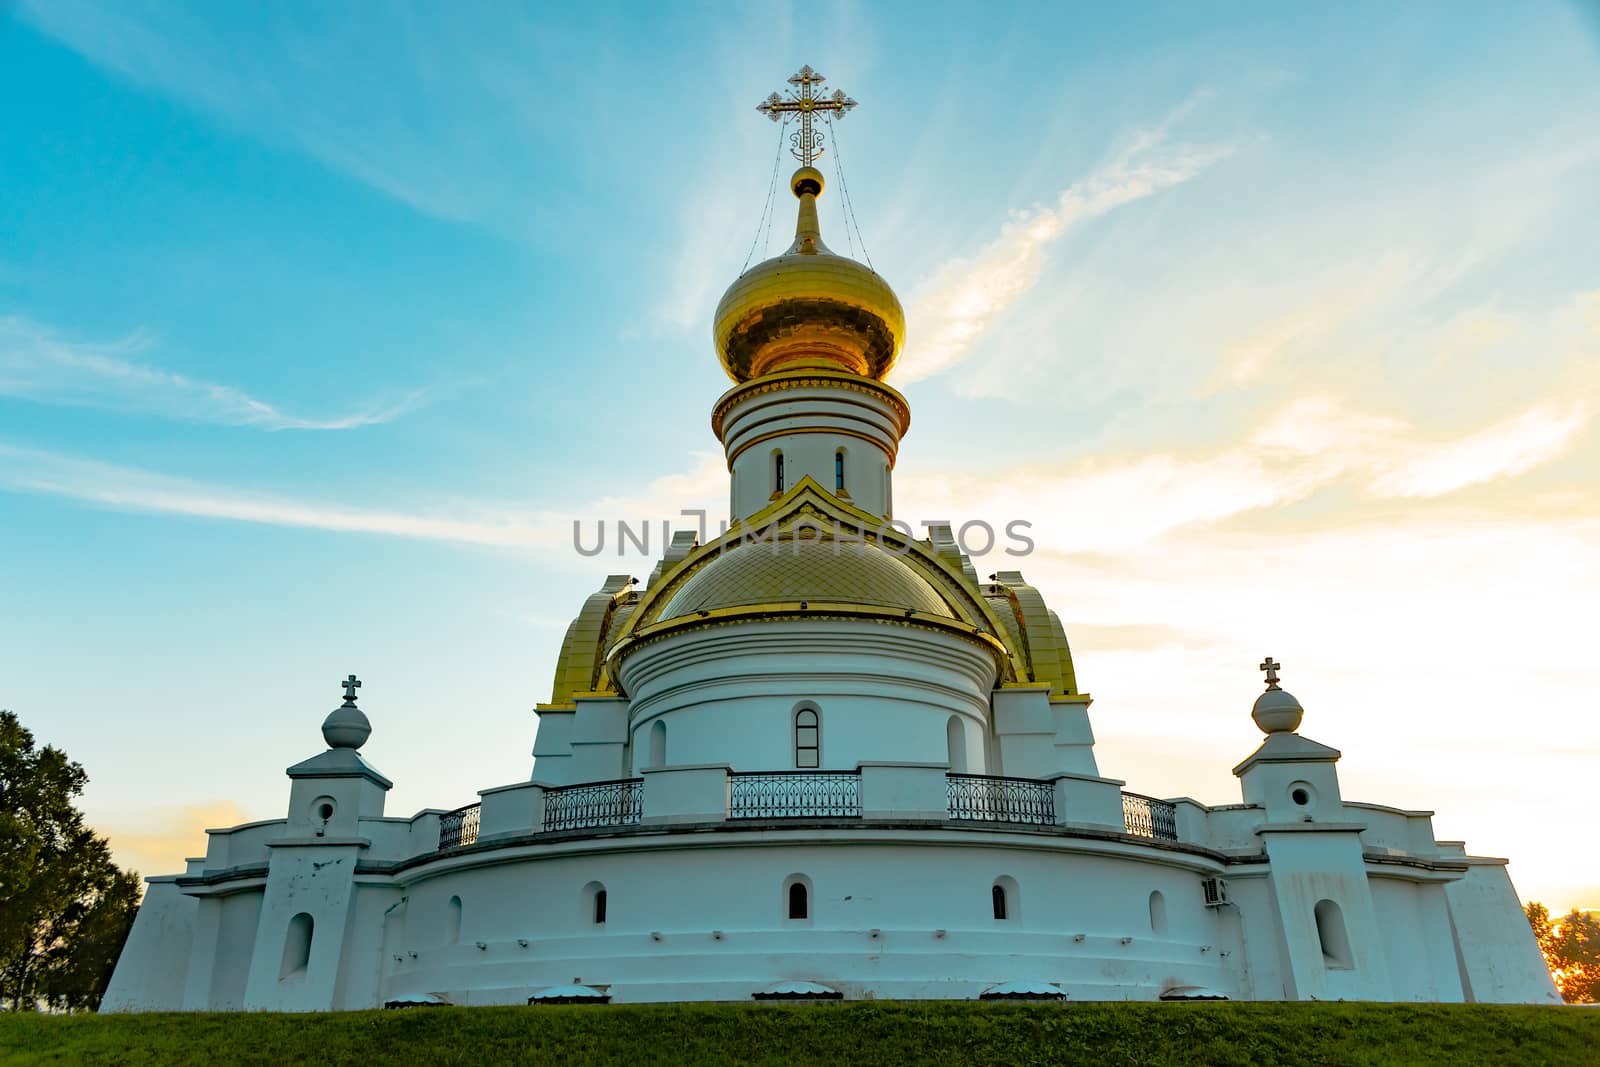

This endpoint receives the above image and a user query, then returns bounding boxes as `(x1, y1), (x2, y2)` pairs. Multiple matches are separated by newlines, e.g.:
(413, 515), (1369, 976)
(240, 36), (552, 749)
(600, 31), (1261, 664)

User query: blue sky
(2, 3), (1598, 913)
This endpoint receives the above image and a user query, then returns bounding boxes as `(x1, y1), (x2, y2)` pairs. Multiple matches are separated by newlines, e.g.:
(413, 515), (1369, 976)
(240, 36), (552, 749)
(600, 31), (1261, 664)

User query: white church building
(103, 68), (1558, 1012)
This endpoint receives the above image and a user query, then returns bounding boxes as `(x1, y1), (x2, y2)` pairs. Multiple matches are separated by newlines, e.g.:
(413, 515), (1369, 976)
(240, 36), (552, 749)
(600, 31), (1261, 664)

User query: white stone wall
(1369, 876), (1465, 1002)
(379, 834), (1238, 1005)
(617, 620), (996, 774)
(1440, 853), (1562, 1004)
(100, 879), (197, 1012)
(718, 380), (904, 520)
(105, 809), (1555, 1009)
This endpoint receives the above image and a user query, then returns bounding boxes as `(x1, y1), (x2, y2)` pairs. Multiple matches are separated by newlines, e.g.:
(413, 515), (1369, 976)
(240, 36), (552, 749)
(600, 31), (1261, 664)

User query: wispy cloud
(0, 443), (546, 547)
(1371, 401), (1592, 498)
(900, 394), (1593, 553)
(0, 443), (729, 551)
(0, 377), (1587, 556)
(897, 103), (1232, 384)
(0, 316), (423, 430)
(1207, 254), (1422, 390)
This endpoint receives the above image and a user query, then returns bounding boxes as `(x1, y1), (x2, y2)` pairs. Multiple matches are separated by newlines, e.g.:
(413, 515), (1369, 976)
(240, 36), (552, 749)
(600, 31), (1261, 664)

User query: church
(102, 68), (1558, 1011)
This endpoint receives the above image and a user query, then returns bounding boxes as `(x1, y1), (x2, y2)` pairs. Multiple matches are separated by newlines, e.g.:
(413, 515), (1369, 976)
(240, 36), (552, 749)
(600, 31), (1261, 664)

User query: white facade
(99, 524), (1561, 1010)
(102, 124), (1559, 1012)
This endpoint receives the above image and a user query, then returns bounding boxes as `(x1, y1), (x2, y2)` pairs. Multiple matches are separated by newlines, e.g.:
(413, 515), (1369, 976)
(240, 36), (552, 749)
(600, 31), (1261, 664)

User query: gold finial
(714, 65), (901, 384)
(756, 65), (858, 166)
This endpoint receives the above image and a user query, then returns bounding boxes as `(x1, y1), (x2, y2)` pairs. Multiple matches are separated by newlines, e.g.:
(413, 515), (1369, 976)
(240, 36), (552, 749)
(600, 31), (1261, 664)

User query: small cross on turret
(1259, 657), (1282, 690)
(341, 674), (362, 704)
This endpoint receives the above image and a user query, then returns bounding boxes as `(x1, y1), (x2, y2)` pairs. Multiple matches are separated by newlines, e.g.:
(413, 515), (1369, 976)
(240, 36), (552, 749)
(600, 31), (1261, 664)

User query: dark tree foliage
(1526, 901), (1600, 1004)
(0, 709), (141, 1011)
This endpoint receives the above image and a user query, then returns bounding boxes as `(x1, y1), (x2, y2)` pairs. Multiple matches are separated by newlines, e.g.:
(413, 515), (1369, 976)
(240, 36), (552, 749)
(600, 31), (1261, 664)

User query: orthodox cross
(1259, 657), (1282, 689)
(757, 65), (858, 165)
(341, 674), (362, 703)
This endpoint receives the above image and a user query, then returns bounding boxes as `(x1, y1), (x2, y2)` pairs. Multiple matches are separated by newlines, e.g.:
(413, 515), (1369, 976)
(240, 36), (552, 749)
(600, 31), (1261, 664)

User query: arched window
(1148, 890), (1167, 934)
(582, 881), (607, 926)
(784, 874), (813, 923)
(1315, 899), (1353, 969)
(648, 720), (666, 769)
(992, 876), (1019, 921)
(774, 451), (785, 493)
(946, 716), (967, 773)
(789, 882), (809, 920)
(279, 912), (313, 979)
(794, 706), (820, 768)
(446, 895), (462, 945)
(835, 449), (845, 492)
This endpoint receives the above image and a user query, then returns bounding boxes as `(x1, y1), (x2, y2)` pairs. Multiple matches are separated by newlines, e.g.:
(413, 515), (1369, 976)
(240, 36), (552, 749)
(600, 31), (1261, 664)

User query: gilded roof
(713, 168), (904, 384)
(657, 538), (953, 620)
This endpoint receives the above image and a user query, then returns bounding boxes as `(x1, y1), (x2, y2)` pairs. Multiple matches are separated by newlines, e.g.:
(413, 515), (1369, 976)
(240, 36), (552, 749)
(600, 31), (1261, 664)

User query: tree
(1526, 901), (1600, 1003)
(0, 709), (140, 1011)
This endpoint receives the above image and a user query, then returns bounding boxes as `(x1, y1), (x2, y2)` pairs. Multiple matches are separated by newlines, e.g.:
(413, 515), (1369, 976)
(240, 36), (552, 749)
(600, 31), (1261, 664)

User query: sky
(1, 2), (1597, 916)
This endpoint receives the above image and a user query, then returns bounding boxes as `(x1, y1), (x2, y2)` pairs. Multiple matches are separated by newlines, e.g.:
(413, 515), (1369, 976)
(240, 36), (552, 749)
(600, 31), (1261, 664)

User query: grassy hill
(3, 1001), (1598, 1066)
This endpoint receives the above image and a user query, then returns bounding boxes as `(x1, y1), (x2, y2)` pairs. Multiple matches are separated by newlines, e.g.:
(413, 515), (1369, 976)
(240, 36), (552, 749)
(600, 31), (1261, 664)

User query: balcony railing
(543, 778), (644, 833)
(728, 771), (862, 820)
(438, 803), (481, 850)
(946, 773), (1055, 825)
(431, 776), (1180, 851)
(1122, 792), (1179, 841)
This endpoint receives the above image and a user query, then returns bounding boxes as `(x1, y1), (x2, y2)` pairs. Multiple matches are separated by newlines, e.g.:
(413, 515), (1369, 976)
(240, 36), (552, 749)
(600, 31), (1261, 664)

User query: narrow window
(834, 450), (845, 492)
(1315, 899), (1353, 969)
(775, 451), (785, 493)
(789, 882), (809, 920)
(446, 895), (462, 945)
(992, 884), (1008, 921)
(279, 912), (313, 979)
(794, 706), (820, 768)
(582, 881), (607, 926)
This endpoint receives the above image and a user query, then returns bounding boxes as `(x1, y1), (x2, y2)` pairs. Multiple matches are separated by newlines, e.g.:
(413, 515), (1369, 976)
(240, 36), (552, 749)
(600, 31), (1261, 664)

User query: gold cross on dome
(342, 674), (362, 702)
(1259, 657), (1282, 689)
(756, 65), (858, 165)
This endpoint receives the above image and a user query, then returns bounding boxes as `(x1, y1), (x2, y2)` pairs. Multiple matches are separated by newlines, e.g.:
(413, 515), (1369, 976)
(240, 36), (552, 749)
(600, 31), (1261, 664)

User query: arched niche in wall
(1315, 899), (1353, 969)
(648, 720), (667, 769)
(946, 715), (967, 773)
(446, 895), (462, 946)
(279, 912), (313, 980)
(1148, 890), (1167, 934)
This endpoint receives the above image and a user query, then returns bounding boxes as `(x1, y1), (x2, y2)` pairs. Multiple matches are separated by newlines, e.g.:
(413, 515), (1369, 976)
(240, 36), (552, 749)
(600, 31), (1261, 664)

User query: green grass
(2, 1001), (1597, 1066)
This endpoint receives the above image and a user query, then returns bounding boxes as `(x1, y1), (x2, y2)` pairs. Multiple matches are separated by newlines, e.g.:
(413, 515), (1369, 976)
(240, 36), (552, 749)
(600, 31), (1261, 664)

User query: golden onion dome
(658, 538), (953, 621)
(713, 167), (905, 383)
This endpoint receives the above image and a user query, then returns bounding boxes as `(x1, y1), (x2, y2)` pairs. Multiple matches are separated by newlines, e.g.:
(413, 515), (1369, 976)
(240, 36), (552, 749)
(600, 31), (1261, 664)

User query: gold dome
(713, 168), (905, 383)
(658, 538), (953, 620)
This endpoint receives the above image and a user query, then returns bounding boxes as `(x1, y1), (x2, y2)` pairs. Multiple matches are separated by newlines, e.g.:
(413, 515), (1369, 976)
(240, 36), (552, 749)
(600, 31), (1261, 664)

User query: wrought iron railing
(728, 771), (861, 819)
(438, 803), (481, 850)
(946, 773), (1055, 825)
(1122, 792), (1179, 841)
(542, 778), (644, 832)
